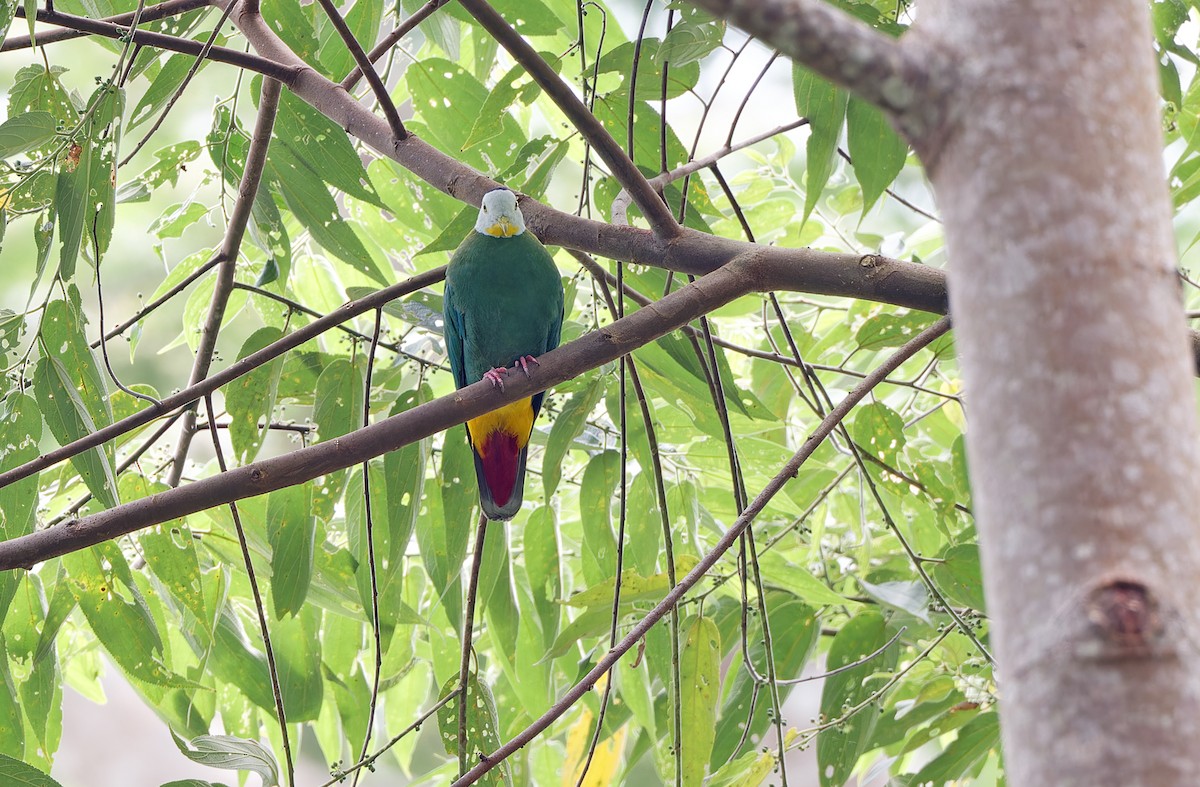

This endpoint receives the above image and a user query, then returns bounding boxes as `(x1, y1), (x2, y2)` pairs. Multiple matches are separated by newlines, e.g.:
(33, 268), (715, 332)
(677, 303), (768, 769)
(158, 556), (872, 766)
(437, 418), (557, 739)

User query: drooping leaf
(679, 615), (721, 786)
(171, 731), (280, 787)
(224, 326), (286, 463)
(793, 65), (848, 224)
(846, 98), (908, 215)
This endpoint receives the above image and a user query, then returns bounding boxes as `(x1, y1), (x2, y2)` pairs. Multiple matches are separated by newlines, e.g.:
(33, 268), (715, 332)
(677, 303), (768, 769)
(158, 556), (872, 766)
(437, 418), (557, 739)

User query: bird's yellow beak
(484, 216), (517, 237)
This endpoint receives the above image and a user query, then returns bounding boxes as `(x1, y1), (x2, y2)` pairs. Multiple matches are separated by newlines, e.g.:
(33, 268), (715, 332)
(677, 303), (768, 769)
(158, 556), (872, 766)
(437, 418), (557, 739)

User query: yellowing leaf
(562, 706), (626, 787)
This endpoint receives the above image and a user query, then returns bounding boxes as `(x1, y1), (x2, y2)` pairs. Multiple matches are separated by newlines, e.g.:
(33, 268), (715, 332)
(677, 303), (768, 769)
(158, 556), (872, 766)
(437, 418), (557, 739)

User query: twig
(202, 394), (295, 787)
(456, 0), (680, 238)
(612, 120), (809, 225)
(450, 316), (952, 785)
(312, 0), (406, 141)
(352, 308), (385, 787)
(168, 77), (281, 487)
(340, 0), (449, 91)
(458, 514), (489, 777)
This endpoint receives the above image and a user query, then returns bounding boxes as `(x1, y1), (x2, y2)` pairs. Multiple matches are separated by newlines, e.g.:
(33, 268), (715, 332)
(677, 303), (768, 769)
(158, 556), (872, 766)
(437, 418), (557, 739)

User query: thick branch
(451, 316), (951, 785)
(1, 0), (209, 51)
(686, 0), (957, 151)
(15, 5), (299, 83)
(456, 0), (682, 238)
(0, 256), (765, 569)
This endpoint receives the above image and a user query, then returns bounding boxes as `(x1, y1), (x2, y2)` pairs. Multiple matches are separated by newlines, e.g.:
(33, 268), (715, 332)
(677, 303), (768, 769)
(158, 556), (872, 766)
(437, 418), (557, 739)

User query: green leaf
(523, 506), (561, 648)
(313, 357), (364, 444)
(462, 59), (550, 150)
(416, 204), (475, 257)
(0, 753), (63, 787)
(658, 11), (724, 66)
(128, 51), (207, 130)
(855, 310), (937, 351)
(270, 143), (389, 284)
(706, 749), (775, 787)
(930, 544), (986, 611)
(54, 84), (123, 277)
(756, 551), (853, 608)
(0, 393), (41, 621)
(846, 98), (908, 215)
(679, 615), (720, 786)
(275, 91), (385, 207)
(436, 674), (512, 786)
(405, 58), (525, 172)
(160, 781), (232, 787)
(542, 371), (604, 499)
(595, 40), (701, 101)
(711, 592), (819, 768)
(34, 296), (117, 508)
(579, 450), (620, 586)
(909, 711), (1000, 785)
(563, 556), (698, 609)
(858, 577), (930, 622)
(0, 111), (57, 159)
(851, 401), (906, 466)
(270, 605), (324, 720)
(267, 483), (316, 618)
(817, 611), (898, 787)
(224, 326), (286, 463)
(63, 544), (190, 687)
(171, 731), (280, 787)
(793, 65), (848, 224)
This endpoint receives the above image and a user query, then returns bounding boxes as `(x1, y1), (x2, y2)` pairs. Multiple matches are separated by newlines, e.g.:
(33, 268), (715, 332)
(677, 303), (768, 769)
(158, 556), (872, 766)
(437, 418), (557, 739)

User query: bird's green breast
(445, 231), (563, 384)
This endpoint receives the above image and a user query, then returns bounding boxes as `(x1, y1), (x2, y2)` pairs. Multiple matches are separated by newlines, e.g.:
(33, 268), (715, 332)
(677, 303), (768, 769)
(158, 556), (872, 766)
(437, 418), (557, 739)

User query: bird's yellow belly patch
(467, 397), (535, 455)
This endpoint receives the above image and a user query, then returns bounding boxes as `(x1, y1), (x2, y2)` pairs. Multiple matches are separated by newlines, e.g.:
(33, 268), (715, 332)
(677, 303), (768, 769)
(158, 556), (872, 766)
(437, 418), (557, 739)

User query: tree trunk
(922, 1), (1200, 782)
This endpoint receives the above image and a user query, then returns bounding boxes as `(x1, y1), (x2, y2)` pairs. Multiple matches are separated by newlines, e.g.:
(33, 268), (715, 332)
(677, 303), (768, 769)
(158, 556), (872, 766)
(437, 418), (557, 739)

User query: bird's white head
(475, 187), (526, 238)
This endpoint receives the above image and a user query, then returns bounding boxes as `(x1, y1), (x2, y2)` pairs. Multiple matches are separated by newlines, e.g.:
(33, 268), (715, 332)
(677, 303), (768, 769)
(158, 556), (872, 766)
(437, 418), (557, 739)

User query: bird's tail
(467, 398), (534, 521)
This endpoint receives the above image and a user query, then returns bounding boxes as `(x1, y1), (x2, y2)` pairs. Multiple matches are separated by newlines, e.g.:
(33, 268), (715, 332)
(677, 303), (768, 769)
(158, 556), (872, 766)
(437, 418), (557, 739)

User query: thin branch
(451, 316), (952, 785)
(202, 395), (295, 787)
(15, 5), (299, 83)
(168, 76), (281, 487)
(352, 309), (385, 787)
(458, 514), (489, 777)
(312, 0), (407, 141)
(685, 0), (956, 148)
(1, 0), (208, 51)
(340, 0), (449, 91)
(612, 119), (809, 225)
(455, 0), (681, 238)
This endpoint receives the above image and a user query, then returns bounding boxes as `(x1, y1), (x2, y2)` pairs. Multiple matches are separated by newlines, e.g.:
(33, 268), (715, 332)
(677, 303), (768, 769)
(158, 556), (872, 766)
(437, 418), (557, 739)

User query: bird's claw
(483, 367), (508, 389)
(516, 355), (540, 378)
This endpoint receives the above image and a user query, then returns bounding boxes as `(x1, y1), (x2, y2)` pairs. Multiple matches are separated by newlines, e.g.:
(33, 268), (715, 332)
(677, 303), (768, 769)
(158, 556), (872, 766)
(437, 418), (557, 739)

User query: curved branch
(686, 0), (957, 149)
(456, 0), (681, 238)
(0, 254), (765, 570)
(15, 5), (300, 83)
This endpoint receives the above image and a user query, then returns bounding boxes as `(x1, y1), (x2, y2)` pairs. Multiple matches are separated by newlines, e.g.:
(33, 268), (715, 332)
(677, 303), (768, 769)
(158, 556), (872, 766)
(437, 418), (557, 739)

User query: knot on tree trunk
(1081, 579), (1168, 660)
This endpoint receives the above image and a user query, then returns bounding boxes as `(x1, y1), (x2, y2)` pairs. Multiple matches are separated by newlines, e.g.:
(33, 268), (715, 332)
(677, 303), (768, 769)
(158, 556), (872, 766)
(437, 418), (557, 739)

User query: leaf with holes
(817, 611), (898, 787)
(224, 327), (286, 464)
(437, 674), (512, 786)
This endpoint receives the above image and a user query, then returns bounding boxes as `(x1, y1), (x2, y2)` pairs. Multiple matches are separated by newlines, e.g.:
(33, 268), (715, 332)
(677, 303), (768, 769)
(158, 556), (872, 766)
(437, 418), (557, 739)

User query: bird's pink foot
(516, 355), (540, 378)
(483, 367), (508, 389)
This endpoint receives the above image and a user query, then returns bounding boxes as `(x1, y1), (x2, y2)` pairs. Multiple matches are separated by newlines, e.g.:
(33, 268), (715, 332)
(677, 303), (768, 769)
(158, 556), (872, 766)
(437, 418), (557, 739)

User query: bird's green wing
(443, 279), (468, 390)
